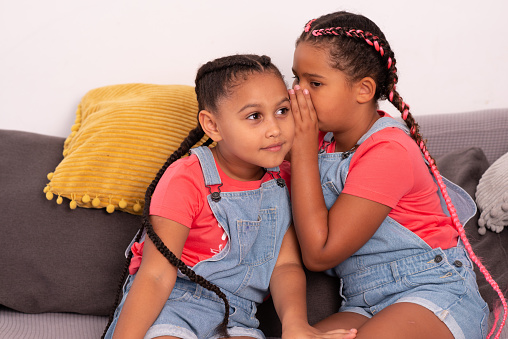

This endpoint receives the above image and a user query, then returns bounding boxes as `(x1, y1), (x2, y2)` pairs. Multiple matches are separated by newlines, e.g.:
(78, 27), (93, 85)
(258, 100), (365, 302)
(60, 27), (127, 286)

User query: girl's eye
(310, 81), (321, 87)
(292, 76), (299, 85)
(247, 112), (261, 120)
(276, 107), (289, 115)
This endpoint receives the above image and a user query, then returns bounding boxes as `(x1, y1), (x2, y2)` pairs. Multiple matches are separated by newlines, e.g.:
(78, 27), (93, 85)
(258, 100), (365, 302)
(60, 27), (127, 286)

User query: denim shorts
(105, 276), (265, 339)
(338, 246), (489, 339)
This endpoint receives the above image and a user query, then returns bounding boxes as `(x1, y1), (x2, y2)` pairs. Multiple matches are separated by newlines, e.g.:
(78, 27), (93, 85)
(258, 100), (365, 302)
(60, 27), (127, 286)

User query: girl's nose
(266, 118), (281, 138)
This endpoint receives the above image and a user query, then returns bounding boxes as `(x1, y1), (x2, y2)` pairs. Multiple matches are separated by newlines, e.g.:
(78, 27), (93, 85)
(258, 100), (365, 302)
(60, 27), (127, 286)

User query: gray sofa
(1, 108), (508, 338)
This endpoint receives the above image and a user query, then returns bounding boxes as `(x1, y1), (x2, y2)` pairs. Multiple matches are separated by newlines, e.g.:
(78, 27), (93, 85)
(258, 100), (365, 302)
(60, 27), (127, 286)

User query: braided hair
(298, 11), (506, 339)
(101, 54), (284, 339)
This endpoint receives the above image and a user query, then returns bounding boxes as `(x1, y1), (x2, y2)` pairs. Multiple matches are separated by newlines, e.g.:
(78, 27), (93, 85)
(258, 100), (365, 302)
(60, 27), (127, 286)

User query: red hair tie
(402, 109), (409, 120)
(312, 29), (322, 37)
(374, 40), (380, 52)
(304, 19), (316, 32)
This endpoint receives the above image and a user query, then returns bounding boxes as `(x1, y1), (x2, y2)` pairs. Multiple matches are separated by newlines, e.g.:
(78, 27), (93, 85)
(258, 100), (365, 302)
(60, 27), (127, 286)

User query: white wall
(1, 0), (507, 138)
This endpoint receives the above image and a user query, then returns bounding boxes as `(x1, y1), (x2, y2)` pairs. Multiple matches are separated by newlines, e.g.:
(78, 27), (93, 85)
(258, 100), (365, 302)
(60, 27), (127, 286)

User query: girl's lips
(263, 143), (283, 152)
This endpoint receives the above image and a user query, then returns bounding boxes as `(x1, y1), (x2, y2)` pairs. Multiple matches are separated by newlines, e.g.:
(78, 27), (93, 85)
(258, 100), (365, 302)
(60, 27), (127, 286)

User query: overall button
(454, 260), (463, 267)
(434, 255), (443, 263)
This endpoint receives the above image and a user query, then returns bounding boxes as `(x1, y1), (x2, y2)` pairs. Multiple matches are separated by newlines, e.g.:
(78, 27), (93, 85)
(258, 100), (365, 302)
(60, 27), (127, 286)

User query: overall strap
(190, 146), (222, 186)
(265, 165), (280, 172)
(357, 117), (409, 145)
(322, 117), (409, 149)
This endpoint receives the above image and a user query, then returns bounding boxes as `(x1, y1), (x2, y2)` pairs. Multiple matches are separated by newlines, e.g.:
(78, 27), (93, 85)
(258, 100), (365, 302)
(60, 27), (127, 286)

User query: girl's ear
(356, 77), (376, 104)
(198, 110), (223, 142)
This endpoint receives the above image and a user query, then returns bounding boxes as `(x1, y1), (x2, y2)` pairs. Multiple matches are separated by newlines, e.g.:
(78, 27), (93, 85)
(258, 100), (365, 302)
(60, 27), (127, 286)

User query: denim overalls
(319, 117), (489, 339)
(105, 146), (291, 339)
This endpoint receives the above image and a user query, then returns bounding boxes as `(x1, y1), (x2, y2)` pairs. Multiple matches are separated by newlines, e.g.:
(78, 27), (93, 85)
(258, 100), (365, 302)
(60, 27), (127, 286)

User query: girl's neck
(333, 109), (380, 152)
(211, 147), (265, 182)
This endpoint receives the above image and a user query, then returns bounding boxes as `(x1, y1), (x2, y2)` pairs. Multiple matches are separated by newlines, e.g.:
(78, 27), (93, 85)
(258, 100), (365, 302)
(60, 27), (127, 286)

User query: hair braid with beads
(298, 11), (506, 338)
(102, 54), (284, 339)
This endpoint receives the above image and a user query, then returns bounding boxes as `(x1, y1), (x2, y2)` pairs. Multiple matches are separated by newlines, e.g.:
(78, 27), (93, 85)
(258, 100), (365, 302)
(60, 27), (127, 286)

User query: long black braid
(102, 54), (284, 339)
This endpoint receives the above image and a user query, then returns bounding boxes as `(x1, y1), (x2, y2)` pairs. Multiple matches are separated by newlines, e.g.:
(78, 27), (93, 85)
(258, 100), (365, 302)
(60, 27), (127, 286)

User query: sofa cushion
(44, 83), (205, 215)
(0, 129), (141, 316)
(436, 147), (508, 310)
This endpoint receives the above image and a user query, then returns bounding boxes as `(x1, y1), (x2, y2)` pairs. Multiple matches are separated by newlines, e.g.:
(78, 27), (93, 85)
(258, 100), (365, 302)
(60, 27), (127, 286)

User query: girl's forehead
(295, 41), (327, 57)
(230, 71), (285, 91)
(216, 72), (288, 111)
(293, 43), (333, 70)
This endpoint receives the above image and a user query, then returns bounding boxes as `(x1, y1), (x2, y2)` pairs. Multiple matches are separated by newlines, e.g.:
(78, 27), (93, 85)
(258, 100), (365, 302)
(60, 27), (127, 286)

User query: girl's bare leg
(314, 302), (454, 339)
(313, 311), (369, 333)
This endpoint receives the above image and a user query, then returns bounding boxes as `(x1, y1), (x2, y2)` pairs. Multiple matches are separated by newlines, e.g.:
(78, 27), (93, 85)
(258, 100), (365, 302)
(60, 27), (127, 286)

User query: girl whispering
(289, 11), (506, 339)
(103, 54), (356, 339)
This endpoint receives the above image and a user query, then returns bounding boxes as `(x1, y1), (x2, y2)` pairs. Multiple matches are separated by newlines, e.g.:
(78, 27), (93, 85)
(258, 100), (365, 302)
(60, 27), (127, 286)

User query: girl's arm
(289, 87), (391, 272)
(269, 225), (308, 334)
(112, 216), (189, 339)
(270, 225), (356, 339)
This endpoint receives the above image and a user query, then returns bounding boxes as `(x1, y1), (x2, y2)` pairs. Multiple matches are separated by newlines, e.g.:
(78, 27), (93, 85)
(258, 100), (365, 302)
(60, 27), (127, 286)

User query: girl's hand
(282, 323), (357, 339)
(288, 85), (319, 156)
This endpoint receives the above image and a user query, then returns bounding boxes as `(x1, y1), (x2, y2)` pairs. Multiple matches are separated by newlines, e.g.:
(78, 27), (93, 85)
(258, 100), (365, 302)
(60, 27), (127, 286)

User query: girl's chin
(259, 156), (287, 169)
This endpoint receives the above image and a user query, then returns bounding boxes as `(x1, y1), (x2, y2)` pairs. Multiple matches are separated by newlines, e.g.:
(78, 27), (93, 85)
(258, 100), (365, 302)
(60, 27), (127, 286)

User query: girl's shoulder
(349, 125), (421, 175)
(371, 123), (411, 141)
(157, 154), (205, 191)
(364, 126), (422, 158)
(372, 112), (416, 147)
(150, 153), (208, 229)
(167, 153), (202, 172)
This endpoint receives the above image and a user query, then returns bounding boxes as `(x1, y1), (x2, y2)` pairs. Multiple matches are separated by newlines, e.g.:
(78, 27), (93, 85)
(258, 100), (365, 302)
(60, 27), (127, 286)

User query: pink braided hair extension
(421, 142), (507, 339)
(306, 20), (507, 338)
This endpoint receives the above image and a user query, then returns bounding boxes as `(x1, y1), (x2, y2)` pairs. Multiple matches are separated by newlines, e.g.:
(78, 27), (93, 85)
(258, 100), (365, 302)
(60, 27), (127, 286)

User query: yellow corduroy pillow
(44, 83), (207, 215)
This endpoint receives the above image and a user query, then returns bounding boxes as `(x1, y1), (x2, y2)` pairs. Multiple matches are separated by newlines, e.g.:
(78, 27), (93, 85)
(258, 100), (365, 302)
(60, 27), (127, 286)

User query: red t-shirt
(129, 153), (291, 274)
(319, 113), (458, 249)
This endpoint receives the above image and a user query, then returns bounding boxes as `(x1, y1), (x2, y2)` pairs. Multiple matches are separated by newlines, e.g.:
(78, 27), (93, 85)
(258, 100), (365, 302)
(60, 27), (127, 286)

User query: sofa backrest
(416, 108), (508, 165)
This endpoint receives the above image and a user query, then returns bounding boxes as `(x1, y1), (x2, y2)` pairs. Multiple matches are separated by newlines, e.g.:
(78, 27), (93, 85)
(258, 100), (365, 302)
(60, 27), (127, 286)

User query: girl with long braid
(103, 54), (357, 339)
(289, 11), (506, 339)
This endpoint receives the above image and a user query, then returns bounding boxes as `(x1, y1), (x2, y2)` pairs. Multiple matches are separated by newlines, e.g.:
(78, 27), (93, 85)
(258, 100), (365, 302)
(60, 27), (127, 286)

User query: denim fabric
(105, 146), (292, 339)
(190, 146), (292, 303)
(319, 118), (489, 339)
(106, 275), (265, 339)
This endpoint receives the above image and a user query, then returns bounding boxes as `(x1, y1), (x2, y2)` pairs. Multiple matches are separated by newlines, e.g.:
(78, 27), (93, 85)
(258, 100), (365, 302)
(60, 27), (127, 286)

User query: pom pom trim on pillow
(476, 151), (508, 234)
(44, 83), (208, 215)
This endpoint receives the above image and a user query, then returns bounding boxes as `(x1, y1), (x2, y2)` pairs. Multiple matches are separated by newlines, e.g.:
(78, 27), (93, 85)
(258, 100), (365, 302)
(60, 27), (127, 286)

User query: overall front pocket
(237, 208), (277, 266)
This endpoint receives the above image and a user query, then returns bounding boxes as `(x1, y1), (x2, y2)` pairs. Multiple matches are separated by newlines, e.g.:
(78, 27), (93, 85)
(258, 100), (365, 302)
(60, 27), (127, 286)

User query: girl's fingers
(320, 328), (357, 339)
(302, 88), (317, 123)
(288, 88), (301, 121)
(294, 85), (311, 121)
(289, 85), (316, 123)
